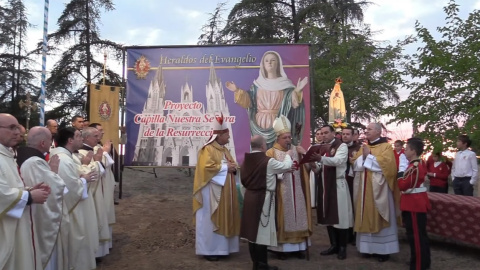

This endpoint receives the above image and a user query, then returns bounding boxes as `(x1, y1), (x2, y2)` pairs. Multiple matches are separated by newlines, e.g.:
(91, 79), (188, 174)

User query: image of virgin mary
(225, 51), (308, 147)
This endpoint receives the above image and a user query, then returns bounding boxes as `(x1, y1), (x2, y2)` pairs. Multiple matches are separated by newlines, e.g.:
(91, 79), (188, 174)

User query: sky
(22, 0), (480, 139)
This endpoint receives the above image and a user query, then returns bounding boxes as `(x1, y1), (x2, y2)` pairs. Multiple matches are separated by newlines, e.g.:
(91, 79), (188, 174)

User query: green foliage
(36, 0), (123, 121)
(198, 2), (228, 45)
(0, 0), (39, 123)
(388, 0), (480, 151)
(307, 24), (404, 124)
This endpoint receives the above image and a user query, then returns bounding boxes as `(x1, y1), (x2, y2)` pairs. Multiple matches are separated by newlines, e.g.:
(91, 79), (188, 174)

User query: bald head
(0, 113), (16, 124)
(82, 127), (101, 147)
(27, 127), (52, 153)
(46, 119), (58, 135)
(251, 135), (267, 152)
(0, 114), (22, 148)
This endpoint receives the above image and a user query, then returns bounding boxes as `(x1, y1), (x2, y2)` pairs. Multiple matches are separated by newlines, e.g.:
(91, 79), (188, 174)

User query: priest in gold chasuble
(352, 123), (401, 262)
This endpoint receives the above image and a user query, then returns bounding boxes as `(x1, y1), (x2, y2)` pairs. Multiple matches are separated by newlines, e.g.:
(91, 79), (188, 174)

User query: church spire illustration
(132, 62), (235, 166)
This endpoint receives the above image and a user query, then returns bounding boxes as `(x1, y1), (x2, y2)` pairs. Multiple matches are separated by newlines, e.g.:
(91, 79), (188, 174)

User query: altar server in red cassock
(426, 152), (450, 193)
(398, 137), (431, 270)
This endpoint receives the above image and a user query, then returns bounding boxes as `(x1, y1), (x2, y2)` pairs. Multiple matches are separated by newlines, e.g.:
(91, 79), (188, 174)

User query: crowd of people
(0, 113), (118, 270)
(193, 115), (478, 270)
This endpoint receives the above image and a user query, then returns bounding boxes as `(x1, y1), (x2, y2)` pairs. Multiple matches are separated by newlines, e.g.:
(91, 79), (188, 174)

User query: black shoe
(320, 246), (338, 255)
(257, 262), (279, 270)
(337, 247), (346, 260)
(296, 251), (306, 259)
(361, 253), (373, 258)
(203, 255), (219, 261)
(276, 252), (287, 260)
(114, 200), (119, 205)
(377, 254), (390, 262)
(95, 257), (103, 263)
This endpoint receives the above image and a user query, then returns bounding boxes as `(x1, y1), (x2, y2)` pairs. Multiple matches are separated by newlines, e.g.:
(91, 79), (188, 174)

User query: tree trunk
(291, 0), (299, 43)
(11, 25), (17, 114)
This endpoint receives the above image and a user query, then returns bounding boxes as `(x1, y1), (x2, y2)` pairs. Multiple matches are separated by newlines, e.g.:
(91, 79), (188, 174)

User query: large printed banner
(125, 44), (311, 167)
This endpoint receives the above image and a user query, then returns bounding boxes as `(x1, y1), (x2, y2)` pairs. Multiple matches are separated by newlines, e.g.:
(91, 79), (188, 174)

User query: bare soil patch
(99, 168), (480, 270)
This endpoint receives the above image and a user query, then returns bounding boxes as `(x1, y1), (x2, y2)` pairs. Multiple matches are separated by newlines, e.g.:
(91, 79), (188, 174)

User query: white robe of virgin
(50, 147), (97, 270)
(0, 144), (39, 270)
(20, 155), (68, 270)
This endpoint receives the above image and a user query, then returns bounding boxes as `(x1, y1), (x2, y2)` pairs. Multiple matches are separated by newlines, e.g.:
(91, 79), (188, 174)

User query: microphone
(287, 143), (291, 150)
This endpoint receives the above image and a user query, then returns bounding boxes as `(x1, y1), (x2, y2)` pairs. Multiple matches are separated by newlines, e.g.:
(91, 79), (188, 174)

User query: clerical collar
(251, 150), (262, 153)
(346, 141), (353, 147)
(83, 143), (95, 149)
(327, 138), (335, 145)
(368, 137), (387, 146)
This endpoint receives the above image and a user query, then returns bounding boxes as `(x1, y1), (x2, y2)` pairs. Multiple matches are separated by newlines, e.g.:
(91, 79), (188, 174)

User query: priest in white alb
(90, 122), (116, 249)
(0, 113), (49, 270)
(78, 127), (110, 259)
(50, 127), (98, 270)
(16, 126), (68, 270)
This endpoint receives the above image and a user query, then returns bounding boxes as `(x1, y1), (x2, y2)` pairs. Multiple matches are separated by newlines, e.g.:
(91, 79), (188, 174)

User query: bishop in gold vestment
(193, 115), (240, 261)
(266, 115), (312, 257)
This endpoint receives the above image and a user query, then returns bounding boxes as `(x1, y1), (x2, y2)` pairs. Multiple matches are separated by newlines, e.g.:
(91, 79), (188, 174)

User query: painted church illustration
(132, 63), (236, 166)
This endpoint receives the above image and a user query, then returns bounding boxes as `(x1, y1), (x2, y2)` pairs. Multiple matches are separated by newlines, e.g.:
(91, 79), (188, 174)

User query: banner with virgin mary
(125, 44), (311, 167)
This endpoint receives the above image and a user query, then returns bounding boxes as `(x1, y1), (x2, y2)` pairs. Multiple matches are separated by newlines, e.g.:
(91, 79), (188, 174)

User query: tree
(310, 24), (405, 124)
(198, 2), (228, 45)
(388, 0), (480, 151)
(38, 0), (123, 120)
(0, 0), (39, 126)
(204, 0), (404, 125)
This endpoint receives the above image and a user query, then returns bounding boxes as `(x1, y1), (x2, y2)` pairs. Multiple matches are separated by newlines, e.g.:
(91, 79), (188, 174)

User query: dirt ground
(98, 168), (480, 270)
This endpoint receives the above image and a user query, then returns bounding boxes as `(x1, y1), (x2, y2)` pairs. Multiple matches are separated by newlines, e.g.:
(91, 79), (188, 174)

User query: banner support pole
(119, 47), (126, 199)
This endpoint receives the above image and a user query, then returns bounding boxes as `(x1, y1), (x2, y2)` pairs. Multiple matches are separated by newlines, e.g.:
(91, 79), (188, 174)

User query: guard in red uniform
(398, 137), (431, 270)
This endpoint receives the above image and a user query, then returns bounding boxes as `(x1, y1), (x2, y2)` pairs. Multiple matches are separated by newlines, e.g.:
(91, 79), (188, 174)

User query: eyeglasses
(0, 124), (20, 131)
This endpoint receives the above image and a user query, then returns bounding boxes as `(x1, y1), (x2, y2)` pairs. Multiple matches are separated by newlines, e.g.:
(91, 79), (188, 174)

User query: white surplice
(50, 147), (97, 270)
(0, 144), (39, 270)
(254, 153), (293, 246)
(76, 147), (110, 258)
(20, 155), (68, 270)
(95, 144), (116, 249)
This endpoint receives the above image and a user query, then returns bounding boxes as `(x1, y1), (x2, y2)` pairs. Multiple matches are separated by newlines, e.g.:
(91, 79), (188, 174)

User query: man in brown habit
(312, 125), (353, 260)
(241, 135), (294, 270)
